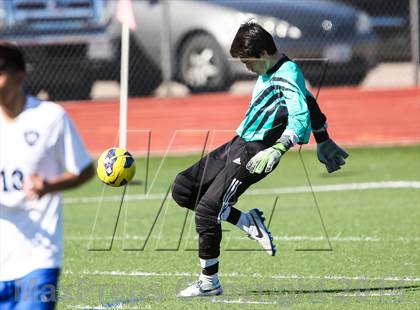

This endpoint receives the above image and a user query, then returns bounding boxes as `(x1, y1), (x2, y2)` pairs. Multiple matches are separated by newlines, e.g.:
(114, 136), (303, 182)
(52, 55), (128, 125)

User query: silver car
(1, 0), (378, 99)
(94, 0), (378, 96)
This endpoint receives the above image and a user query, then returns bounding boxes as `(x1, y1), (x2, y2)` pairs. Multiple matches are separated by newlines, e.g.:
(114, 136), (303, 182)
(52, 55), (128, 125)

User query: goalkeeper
(173, 22), (348, 298)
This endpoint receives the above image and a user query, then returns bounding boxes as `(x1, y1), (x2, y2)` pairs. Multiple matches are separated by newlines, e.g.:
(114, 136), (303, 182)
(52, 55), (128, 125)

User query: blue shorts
(0, 268), (60, 310)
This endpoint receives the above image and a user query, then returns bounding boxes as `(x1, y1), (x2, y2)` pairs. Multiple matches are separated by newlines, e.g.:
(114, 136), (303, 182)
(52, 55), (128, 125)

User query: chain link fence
(0, 0), (418, 101)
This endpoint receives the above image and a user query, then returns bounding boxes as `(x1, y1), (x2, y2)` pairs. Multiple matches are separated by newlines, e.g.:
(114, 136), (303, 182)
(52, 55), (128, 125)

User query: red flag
(116, 0), (137, 30)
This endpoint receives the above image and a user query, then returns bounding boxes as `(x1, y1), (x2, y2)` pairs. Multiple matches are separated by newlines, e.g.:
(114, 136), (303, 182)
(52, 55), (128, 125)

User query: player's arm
(306, 92), (349, 173)
(23, 164), (94, 199)
(306, 92), (326, 131)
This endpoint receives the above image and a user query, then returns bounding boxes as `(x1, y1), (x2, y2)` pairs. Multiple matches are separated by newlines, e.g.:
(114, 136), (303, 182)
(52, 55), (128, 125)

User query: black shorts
(172, 135), (275, 258)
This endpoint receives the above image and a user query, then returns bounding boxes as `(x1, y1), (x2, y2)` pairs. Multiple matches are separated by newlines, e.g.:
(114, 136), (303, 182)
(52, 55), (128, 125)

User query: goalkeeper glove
(312, 124), (349, 173)
(246, 143), (287, 174)
(317, 139), (349, 173)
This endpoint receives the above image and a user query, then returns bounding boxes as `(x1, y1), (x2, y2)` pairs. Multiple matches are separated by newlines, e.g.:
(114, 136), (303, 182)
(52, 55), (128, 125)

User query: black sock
(226, 207), (241, 225)
(202, 262), (219, 276)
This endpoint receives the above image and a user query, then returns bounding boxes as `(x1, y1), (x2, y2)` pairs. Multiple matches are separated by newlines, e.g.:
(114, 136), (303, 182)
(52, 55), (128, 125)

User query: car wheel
(178, 33), (232, 93)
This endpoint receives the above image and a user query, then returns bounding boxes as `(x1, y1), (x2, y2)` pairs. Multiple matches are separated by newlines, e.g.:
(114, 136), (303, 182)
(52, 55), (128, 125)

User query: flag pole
(119, 22), (130, 149)
(117, 0), (137, 149)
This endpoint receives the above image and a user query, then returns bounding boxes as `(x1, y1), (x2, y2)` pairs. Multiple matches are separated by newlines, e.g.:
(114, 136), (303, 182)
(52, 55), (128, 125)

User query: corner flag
(117, 0), (137, 30)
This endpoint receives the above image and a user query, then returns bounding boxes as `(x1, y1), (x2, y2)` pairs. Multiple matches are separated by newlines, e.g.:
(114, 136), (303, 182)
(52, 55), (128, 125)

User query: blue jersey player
(0, 42), (94, 309)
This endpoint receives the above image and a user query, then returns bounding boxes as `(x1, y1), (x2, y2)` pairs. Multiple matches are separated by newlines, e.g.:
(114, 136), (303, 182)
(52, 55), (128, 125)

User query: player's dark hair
(0, 41), (26, 72)
(230, 22), (277, 59)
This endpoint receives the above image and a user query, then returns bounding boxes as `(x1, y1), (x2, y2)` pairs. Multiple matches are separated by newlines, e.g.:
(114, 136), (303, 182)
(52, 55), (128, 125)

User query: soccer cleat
(177, 280), (223, 298)
(247, 208), (276, 256)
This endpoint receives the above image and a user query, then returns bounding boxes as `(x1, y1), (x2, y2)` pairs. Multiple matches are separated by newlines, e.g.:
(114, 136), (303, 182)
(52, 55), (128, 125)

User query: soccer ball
(97, 147), (136, 187)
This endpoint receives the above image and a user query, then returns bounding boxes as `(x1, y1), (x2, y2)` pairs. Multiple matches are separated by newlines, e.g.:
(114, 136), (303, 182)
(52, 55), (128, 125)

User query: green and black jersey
(237, 55), (311, 146)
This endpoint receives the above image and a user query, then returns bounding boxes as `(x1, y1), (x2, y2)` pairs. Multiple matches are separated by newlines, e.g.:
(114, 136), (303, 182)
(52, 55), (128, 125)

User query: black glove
(317, 139), (349, 173)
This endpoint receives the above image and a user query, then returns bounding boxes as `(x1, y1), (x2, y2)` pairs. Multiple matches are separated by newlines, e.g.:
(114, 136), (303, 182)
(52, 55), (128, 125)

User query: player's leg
(174, 140), (235, 298)
(14, 268), (60, 310)
(177, 138), (274, 297)
(177, 170), (235, 298)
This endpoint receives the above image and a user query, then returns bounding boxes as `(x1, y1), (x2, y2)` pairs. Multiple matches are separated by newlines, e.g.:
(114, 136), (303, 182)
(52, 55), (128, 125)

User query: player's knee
(172, 174), (195, 210)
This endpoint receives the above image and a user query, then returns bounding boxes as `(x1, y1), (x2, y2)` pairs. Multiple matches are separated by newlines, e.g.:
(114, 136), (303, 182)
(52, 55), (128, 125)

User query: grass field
(59, 145), (420, 309)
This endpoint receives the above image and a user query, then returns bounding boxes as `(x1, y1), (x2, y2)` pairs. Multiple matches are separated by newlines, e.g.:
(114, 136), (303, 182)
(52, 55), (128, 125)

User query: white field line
(67, 291), (406, 309)
(64, 181), (420, 204)
(68, 291), (405, 310)
(335, 292), (404, 297)
(210, 298), (277, 305)
(210, 291), (405, 304)
(68, 306), (140, 310)
(67, 306), (107, 310)
(63, 270), (420, 283)
(65, 235), (420, 242)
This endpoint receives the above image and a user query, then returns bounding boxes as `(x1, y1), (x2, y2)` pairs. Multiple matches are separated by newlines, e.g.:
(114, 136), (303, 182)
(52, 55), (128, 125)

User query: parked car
(0, 0), (112, 100)
(96, 0), (378, 96)
(332, 0), (413, 61)
(0, 0), (379, 100)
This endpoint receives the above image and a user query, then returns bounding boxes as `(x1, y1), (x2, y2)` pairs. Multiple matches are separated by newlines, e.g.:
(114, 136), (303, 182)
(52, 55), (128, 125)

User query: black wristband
(313, 129), (330, 143)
